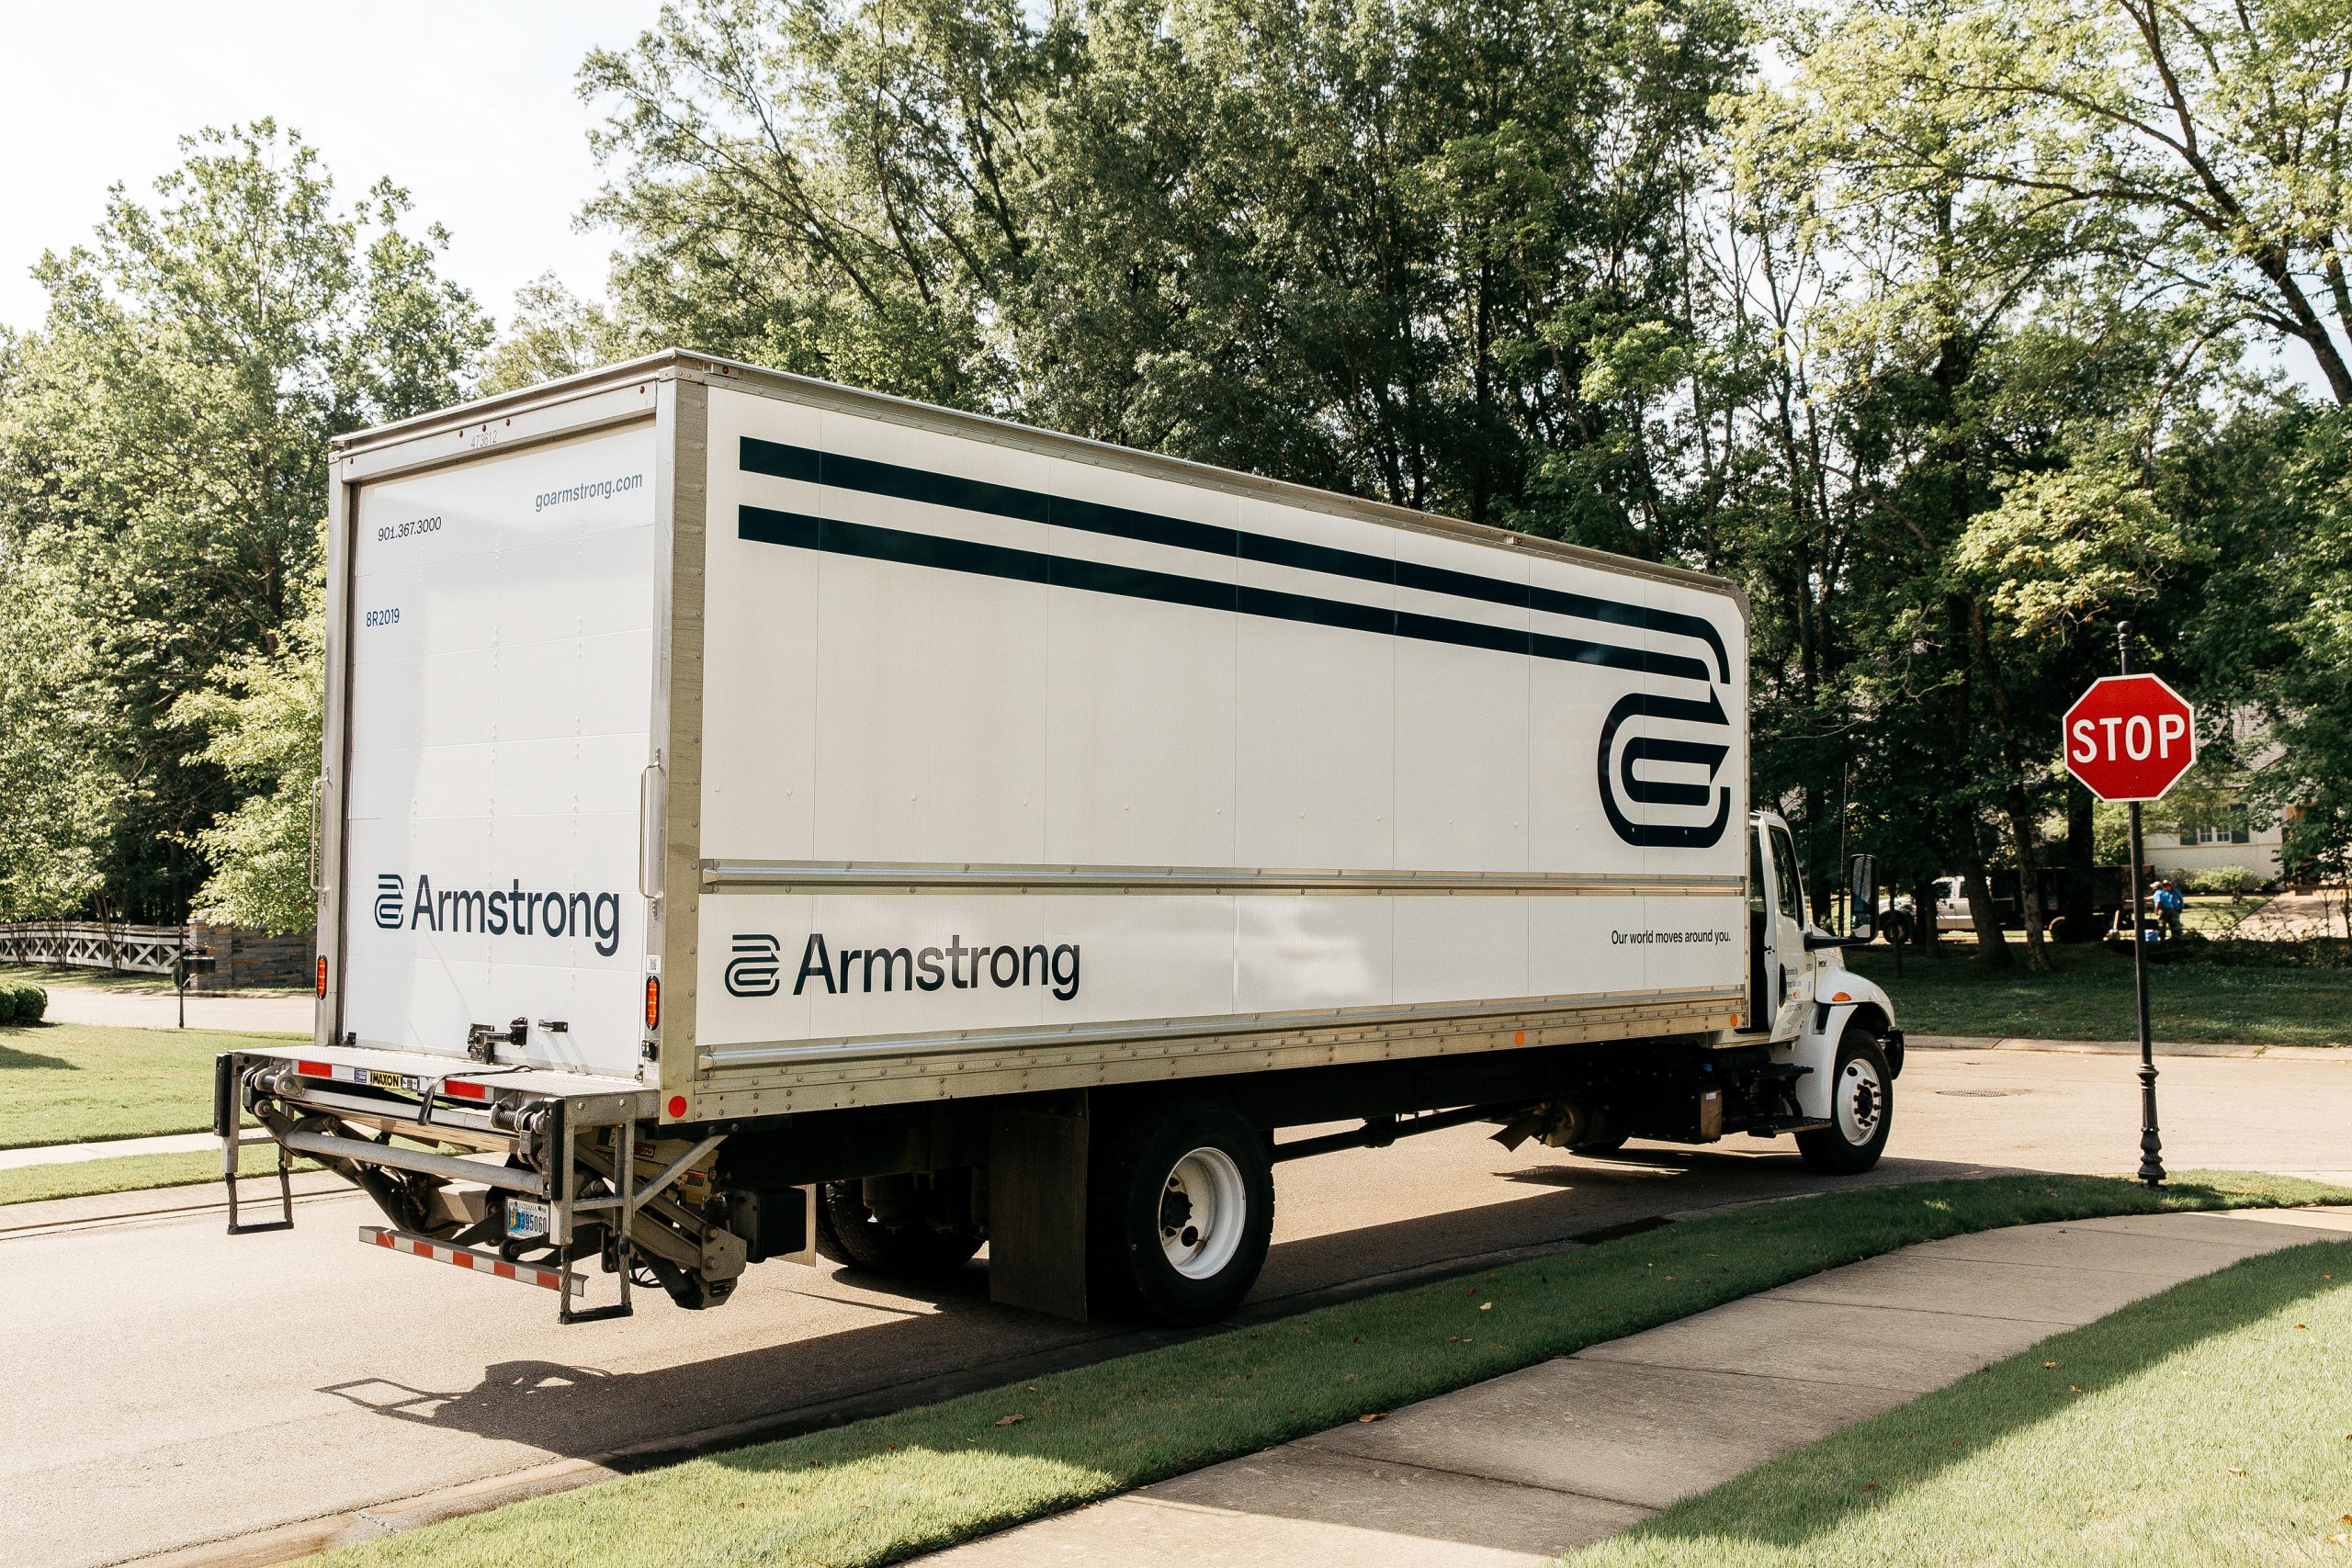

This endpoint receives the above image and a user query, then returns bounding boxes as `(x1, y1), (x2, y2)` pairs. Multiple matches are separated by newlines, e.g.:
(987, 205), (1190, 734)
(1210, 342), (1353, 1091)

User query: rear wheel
(1796, 1028), (1893, 1174)
(812, 1177), (983, 1279)
(1878, 910), (1914, 946)
(1090, 1101), (1274, 1325)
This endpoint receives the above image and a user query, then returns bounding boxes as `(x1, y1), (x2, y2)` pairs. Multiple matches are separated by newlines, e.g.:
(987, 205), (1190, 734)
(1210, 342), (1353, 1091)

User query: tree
(478, 273), (639, 394)
(1719, 0), (2224, 970)
(0, 121), (489, 922)
(579, 0), (1057, 407)
(2172, 403), (2352, 908)
(1779, 0), (2352, 405)
(580, 0), (1746, 547)
(171, 573), (324, 933)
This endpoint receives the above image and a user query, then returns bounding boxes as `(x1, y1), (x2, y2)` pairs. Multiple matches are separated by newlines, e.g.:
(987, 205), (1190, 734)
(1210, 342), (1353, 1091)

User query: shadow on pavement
(314, 1144), (2025, 1470)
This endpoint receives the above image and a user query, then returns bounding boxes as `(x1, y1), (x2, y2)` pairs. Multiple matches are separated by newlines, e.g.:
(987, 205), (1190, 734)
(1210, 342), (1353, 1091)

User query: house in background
(2141, 708), (2286, 884)
(2143, 803), (2283, 883)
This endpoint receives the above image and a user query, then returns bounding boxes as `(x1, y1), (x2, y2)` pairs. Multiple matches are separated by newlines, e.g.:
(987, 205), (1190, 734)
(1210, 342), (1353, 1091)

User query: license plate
(505, 1199), (550, 1241)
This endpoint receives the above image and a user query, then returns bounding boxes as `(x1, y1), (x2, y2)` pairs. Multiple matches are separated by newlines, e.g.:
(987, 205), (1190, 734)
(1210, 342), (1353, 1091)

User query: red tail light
(644, 976), (662, 1030)
(316, 956), (328, 997)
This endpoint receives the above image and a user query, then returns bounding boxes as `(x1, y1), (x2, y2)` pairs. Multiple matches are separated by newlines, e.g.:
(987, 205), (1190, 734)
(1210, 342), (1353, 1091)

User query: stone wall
(186, 922), (314, 990)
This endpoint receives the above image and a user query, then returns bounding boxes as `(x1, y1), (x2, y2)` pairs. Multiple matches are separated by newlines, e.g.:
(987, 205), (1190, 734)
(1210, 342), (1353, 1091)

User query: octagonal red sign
(2064, 674), (2196, 802)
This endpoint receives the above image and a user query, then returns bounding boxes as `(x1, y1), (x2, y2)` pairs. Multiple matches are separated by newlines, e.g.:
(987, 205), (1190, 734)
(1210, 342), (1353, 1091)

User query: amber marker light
(316, 956), (328, 997)
(645, 975), (662, 1030)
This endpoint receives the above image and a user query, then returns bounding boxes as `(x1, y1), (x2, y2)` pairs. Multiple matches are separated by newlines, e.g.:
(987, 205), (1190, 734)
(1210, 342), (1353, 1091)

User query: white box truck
(218, 351), (1901, 1325)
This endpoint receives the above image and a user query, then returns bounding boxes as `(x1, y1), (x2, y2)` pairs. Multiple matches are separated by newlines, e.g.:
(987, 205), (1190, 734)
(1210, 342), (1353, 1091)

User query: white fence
(0, 921), (313, 988)
(0, 921), (184, 975)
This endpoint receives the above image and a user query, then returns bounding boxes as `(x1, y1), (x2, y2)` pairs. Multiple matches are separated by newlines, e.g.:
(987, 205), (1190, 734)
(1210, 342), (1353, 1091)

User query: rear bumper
(216, 1042), (652, 1149)
(216, 1042), (736, 1322)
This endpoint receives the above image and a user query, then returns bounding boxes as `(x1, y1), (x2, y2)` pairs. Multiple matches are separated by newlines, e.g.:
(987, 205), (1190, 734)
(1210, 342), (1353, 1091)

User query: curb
(0, 1170), (349, 1235)
(1905, 1033), (2346, 1061)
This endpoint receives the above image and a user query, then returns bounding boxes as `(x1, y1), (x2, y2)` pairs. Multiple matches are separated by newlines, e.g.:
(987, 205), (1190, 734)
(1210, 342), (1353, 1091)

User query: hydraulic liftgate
(214, 1044), (768, 1322)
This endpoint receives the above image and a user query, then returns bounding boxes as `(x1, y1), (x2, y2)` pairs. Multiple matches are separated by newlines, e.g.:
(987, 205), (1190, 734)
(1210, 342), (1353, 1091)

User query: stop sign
(2064, 674), (2196, 801)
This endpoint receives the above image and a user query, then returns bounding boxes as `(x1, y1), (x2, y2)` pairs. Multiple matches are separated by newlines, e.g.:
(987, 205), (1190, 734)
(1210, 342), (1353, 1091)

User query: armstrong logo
(374, 874), (405, 929)
(371, 872), (624, 956)
(725, 933), (782, 998)
(728, 931), (1081, 1001)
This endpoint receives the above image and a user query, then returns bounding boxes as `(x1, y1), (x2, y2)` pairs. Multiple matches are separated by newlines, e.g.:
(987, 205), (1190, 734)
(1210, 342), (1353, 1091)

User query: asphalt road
(13, 1046), (2348, 1568)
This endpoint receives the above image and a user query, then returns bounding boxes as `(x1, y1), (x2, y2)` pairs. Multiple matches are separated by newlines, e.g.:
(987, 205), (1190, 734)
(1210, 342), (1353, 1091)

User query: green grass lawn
(1567, 1237), (2352, 1566)
(2179, 896), (2261, 936)
(1844, 946), (2352, 1046)
(0, 1144), (318, 1206)
(0, 1020), (300, 1148)
(315, 1171), (2350, 1568)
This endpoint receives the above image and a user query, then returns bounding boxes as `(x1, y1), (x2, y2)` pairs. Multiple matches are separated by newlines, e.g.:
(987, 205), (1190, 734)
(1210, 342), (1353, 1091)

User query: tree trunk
(1998, 788), (2053, 971)
(1964, 601), (2052, 972)
(1959, 854), (2012, 964)
(2061, 784), (2095, 942)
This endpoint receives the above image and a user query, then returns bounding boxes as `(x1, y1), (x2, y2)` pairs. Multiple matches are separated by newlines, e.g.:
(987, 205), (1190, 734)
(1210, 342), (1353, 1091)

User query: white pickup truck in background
(216, 351), (1899, 1327)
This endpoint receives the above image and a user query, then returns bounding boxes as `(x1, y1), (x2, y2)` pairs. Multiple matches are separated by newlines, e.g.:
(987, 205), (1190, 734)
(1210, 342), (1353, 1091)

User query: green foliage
(1955, 467), (2200, 641)
(476, 273), (639, 395)
(170, 573), (325, 933)
(581, 0), (1747, 539)
(0, 983), (47, 1025)
(2181, 865), (2262, 897)
(0, 121), (488, 922)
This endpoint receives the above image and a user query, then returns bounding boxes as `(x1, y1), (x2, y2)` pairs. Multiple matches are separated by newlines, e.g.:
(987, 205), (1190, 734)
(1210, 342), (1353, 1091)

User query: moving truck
(218, 351), (1902, 1326)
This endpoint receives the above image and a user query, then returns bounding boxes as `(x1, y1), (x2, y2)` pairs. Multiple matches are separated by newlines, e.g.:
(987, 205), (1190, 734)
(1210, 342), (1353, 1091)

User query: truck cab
(1743, 811), (1904, 1169)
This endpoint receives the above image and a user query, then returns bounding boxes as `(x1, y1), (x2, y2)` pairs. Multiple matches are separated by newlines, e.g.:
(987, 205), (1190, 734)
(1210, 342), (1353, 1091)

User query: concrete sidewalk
(924, 1206), (2352, 1568)
(0, 1131), (220, 1170)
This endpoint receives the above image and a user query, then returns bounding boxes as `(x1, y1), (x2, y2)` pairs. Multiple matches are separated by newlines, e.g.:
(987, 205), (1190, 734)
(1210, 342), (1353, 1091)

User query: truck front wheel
(1795, 1028), (1894, 1175)
(1091, 1101), (1274, 1326)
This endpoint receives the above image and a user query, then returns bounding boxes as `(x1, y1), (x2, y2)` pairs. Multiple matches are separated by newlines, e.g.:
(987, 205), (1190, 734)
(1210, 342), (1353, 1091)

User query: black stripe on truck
(739, 504), (1713, 683)
(740, 436), (1730, 682)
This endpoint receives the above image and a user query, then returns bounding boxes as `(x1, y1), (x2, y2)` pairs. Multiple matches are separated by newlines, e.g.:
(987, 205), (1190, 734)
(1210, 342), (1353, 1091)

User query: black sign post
(2116, 625), (2164, 1187)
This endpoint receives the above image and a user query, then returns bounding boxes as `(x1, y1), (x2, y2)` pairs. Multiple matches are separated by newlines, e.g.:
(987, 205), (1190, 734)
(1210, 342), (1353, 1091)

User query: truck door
(1758, 818), (1812, 1041)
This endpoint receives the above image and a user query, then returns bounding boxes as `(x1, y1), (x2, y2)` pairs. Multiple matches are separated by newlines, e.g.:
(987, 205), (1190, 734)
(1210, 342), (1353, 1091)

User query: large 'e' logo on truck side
(1598, 688), (1732, 849)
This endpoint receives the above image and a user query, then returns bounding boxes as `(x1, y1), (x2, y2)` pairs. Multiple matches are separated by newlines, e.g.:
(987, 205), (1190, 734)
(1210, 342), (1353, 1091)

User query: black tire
(1796, 1027), (1894, 1174)
(1089, 1100), (1274, 1326)
(1878, 910), (1913, 946)
(1570, 1134), (1630, 1156)
(812, 1179), (983, 1279)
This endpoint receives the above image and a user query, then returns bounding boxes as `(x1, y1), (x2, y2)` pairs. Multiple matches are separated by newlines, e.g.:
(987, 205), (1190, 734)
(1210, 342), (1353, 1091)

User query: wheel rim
(1837, 1055), (1885, 1146)
(1159, 1146), (1247, 1280)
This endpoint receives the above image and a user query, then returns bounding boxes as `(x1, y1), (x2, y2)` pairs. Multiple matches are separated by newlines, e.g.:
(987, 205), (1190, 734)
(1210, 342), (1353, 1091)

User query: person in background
(2155, 878), (2186, 941)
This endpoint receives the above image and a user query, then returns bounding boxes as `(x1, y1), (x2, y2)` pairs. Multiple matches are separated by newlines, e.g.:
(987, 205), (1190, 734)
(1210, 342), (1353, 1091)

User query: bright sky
(0, 1), (662, 334)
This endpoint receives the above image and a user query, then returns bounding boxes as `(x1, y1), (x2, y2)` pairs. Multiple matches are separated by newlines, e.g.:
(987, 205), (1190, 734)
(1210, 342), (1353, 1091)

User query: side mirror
(1848, 854), (1878, 942)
